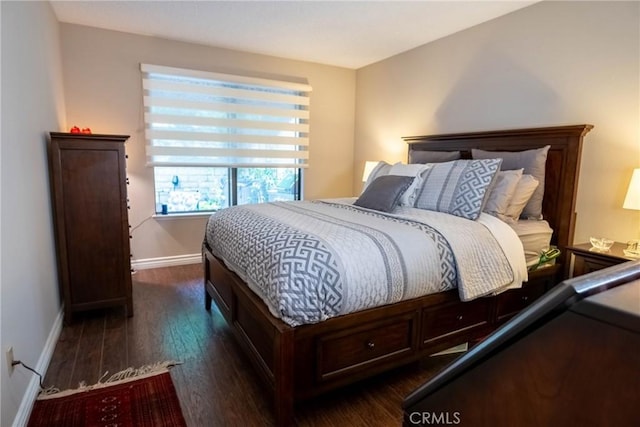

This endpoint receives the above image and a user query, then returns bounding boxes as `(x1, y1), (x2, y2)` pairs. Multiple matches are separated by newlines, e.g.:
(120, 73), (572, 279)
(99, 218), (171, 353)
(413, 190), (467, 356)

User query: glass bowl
(589, 237), (614, 251)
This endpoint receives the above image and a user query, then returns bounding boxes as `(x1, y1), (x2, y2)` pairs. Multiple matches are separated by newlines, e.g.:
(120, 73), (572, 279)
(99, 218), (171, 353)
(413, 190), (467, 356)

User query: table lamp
(362, 161), (379, 183)
(623, 168), (640, 257)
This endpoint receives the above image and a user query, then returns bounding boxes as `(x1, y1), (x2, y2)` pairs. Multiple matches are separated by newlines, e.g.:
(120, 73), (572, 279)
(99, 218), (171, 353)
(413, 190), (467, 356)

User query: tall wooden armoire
(48, 132), (133, 322)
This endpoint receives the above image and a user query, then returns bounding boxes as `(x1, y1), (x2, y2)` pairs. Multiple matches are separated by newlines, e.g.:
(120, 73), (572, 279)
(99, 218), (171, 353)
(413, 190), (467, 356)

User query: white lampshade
(362, 161), (379, 182)
(623, 168), (640, 211)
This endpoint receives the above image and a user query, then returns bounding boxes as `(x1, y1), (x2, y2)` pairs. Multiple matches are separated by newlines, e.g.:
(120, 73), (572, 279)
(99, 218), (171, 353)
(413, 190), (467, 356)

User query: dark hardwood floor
(43, 264), (458, 426)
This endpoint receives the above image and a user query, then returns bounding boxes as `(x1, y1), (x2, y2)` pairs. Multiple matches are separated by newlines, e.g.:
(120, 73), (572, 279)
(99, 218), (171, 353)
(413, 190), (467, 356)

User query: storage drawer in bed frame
(317, 311), (418, 382)
(495, 266), (559, 323)
(421, 298), (491, 346)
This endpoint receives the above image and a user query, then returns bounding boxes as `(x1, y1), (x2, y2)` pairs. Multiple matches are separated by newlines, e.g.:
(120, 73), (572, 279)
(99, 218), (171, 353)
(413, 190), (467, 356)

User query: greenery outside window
(154, 166), (300, 213)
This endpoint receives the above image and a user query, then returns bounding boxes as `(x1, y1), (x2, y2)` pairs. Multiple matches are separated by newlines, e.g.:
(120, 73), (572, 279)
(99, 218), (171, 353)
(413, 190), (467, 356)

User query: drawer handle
(456, 315), (463, 321)
(366, 341), (375, 350)
(521, 296), (529, 302)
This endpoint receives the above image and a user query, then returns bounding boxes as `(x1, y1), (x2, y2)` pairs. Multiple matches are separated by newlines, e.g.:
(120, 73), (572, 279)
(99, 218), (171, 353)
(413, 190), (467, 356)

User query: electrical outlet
(6, 347), (15, 375)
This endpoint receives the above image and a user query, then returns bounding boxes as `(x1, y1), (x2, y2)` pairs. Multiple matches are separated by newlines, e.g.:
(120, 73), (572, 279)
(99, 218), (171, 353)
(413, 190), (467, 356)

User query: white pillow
(484, 169), (523, 218)
(501, 174), (540, 223)
(388, 163), (430, 207)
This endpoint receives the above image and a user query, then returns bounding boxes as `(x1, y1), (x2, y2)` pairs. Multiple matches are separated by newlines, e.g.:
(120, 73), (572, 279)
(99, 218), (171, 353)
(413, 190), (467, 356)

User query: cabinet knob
(456, 315), (463, 321)
(366, 341), (375, 350)
(125, 154), (129, 159)
(521, 296), (529, 302)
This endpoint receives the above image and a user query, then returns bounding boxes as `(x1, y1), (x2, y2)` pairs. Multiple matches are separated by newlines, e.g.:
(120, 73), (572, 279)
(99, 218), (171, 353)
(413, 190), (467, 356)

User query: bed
(203, 124), (593, 426)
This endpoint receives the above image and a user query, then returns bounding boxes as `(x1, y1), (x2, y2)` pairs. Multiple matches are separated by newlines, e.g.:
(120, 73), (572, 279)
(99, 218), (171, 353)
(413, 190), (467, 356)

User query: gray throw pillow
(472, 145), (550, 219)
(409, 150), (461, 164)
(354, 175), (415, 212)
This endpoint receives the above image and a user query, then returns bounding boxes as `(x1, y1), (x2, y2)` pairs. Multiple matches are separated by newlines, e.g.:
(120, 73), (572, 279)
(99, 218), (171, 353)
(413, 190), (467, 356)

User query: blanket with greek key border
(205, 200), (517, 326)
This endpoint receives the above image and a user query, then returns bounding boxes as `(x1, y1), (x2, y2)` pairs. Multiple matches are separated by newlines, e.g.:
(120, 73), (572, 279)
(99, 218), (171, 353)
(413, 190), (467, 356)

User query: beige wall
(355, 1), (640, 244)
(59, 24), (356, 262)
(1, 1), (67, 425)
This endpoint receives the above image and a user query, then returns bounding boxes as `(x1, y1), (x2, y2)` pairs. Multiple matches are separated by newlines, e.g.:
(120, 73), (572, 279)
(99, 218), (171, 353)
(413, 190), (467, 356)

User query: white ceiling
(50, 0), (539, 69)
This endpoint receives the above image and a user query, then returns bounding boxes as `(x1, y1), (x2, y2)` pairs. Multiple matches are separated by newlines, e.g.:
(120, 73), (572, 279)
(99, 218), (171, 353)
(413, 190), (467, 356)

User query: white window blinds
(141, 64), (311, 168)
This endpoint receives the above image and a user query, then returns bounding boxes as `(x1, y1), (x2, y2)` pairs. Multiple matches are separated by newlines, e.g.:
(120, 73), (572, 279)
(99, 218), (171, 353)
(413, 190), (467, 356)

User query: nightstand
(567, 242), (636, 277)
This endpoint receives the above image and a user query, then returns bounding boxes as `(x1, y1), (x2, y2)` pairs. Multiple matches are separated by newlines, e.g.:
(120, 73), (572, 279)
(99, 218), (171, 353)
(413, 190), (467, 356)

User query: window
(141, 64), (310, 214)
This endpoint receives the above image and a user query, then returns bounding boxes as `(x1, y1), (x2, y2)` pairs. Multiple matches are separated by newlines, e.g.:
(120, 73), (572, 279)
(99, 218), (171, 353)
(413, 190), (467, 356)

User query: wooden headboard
(403, 124), (593, 277)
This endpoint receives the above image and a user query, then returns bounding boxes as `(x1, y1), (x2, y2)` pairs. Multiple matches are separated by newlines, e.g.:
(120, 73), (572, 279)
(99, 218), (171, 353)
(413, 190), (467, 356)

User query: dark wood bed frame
(203, 124), (593, 426)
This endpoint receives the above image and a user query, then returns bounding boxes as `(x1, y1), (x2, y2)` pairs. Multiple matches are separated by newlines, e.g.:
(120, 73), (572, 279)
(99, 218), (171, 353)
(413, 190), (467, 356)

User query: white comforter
(205, 198), (526, 326)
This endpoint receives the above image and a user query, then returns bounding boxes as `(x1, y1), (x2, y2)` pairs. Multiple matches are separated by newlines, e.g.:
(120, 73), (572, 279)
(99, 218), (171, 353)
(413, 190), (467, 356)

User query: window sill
(153, 212), (212, 220)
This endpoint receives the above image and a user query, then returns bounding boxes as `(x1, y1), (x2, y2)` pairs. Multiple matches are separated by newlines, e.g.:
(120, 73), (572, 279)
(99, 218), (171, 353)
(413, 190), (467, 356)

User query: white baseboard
(131, 253), (201, 271)
(12, 307), (64, 427)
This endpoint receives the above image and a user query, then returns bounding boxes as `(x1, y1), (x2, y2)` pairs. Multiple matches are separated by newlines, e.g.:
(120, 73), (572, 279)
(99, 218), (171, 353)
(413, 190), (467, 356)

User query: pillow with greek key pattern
(413, 159), (502, 220)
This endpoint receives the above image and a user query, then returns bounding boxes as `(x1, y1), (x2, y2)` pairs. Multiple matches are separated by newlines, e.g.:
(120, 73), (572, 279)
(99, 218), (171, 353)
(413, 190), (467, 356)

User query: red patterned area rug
(27, 362), (186, 427)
